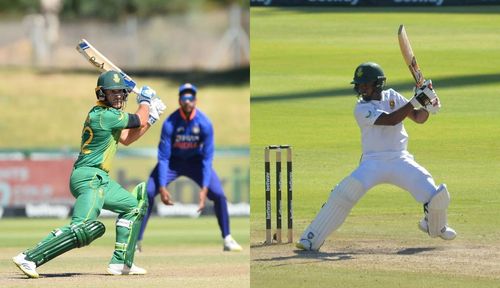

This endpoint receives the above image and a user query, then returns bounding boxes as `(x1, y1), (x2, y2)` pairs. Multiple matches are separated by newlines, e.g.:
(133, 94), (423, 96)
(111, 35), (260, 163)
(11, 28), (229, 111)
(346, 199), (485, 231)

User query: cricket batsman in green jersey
(12, 70), (167, 277)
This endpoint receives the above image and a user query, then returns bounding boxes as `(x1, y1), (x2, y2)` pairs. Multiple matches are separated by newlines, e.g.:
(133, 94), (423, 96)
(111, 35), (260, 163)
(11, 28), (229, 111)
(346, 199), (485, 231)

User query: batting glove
(410, 79), (437, 109)
(137, 85), (156, 105)
(423, 96), (441, 114)
(148, 98), (167, 125)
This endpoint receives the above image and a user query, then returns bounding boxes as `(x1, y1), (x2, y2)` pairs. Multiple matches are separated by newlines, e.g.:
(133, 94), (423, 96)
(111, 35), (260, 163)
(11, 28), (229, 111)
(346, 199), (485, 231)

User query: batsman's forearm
(135, 104), (150, 127)
(374, 103), (414, 126)
(119, 125), (150, 146)
(410, 109), (429, 124)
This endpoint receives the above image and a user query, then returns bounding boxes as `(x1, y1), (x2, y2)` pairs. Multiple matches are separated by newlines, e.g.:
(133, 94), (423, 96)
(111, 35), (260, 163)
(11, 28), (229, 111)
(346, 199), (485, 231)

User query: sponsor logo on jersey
(365, 111), (372, 118)
(389, 100), (395, 110)
(173, 134), (200, 149)
(176, 127), (185, 133)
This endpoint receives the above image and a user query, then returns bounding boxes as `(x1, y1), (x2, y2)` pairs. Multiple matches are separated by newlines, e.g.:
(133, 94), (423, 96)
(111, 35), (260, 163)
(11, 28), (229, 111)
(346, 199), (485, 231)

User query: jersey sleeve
(200, 120), (214, 188)
(100, 109), (129, 130)
(354, 102), (384, 127)
(157, 117), (174, 187)
(391, 89), (410, 107)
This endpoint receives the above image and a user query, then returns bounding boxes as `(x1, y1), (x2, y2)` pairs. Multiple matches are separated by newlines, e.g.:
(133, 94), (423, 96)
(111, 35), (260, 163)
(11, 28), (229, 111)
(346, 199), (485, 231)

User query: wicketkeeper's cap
(178, 83), (197, 97)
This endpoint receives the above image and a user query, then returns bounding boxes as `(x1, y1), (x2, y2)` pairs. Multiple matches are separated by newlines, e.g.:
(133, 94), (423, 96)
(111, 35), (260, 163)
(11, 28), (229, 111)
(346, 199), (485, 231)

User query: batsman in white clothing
(297, 62), (456, 251)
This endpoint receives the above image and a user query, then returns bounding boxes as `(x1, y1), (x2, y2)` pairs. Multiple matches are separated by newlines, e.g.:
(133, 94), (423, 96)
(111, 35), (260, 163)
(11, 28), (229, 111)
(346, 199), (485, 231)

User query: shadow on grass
(35, 272), (110, 278)
(397, 247), (438, 255)
(251, 72), (500, 103)
(252, 244), (439, 265)
(254, 249), (354, 265)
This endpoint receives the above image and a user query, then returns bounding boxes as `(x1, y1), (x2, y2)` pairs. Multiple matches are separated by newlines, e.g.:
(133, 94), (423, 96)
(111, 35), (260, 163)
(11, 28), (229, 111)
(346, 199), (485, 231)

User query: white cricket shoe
(107, 263), (147, 275)
(418, 218), (457, 240)
(12, 253), (39, 278)
(223, 235), (243, 252)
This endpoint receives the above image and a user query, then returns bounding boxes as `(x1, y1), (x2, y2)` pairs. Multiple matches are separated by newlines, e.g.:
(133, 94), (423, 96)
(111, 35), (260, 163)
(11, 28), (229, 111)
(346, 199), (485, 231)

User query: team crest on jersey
(176, 127), (185, 133)
(113, 73), (120, 83)
(356, 67), (363, 78)
(389, 100), (395, 110)
(192, 125), (200, 134)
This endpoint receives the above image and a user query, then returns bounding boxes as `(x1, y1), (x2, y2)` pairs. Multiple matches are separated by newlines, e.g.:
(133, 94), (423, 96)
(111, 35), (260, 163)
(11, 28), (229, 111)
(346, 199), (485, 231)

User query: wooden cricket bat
(398, 25), (425, 87)
(76, 39), (140, 94)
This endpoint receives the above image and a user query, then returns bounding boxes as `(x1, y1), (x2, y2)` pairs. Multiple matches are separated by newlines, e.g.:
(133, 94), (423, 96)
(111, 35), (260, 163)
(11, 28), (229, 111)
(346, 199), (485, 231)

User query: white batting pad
(426, 184), (450, 237)
(299, 176), (365, 250)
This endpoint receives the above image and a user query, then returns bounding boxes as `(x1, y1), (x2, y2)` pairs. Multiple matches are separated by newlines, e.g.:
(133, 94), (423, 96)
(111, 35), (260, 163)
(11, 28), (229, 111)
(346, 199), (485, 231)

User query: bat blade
(76, 39), (140, 94)
(398, 25), (425, 87)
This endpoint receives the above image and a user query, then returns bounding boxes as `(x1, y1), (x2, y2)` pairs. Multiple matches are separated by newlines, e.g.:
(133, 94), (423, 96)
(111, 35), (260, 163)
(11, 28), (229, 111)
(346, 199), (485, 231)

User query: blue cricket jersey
(157, 108), (214, 188)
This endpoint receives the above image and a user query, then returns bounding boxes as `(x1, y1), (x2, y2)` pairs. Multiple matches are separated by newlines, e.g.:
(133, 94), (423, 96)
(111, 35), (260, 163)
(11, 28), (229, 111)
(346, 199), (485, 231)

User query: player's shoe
(223, 235), (243, 252)
(135, 240), (143, 253)
(418, 218), (456, 240)
(12, 253), (39, 278)
(295, 238), (316, 251)
(107, 263), (147, 275)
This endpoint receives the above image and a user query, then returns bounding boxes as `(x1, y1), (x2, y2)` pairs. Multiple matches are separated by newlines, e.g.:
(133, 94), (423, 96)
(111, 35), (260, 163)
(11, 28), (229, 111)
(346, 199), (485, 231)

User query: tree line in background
(0, 0), (247, 21)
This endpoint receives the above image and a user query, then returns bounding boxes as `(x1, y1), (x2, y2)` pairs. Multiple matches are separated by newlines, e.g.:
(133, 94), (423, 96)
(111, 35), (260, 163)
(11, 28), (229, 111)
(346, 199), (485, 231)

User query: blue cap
(178, 83), (197, 97)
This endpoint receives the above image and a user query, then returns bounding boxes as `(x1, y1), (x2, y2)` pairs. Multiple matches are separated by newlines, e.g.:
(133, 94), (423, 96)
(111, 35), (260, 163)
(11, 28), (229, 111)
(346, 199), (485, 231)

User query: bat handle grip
(132, 87), (141, 95)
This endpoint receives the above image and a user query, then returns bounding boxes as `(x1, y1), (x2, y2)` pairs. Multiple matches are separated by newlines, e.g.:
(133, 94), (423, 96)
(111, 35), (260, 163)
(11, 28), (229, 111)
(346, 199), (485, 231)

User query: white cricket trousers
(350, 152), (438, 204)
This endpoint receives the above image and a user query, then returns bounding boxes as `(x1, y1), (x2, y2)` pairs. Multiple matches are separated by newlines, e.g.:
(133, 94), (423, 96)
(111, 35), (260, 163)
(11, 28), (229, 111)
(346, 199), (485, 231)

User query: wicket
(264, 145), (293, 244)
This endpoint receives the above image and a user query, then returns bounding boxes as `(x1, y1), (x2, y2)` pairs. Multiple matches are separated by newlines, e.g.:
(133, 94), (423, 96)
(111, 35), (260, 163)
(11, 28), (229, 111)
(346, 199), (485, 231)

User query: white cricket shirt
(354, 89), (410, 158)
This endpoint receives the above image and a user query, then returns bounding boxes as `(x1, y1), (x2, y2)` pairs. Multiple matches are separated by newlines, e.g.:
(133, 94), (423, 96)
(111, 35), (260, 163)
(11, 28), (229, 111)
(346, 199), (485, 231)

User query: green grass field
(250, 6), (500, 287)
(0, 46), (250, 287)
(0, 68), (249, 148)
(0, 217), (249, 287)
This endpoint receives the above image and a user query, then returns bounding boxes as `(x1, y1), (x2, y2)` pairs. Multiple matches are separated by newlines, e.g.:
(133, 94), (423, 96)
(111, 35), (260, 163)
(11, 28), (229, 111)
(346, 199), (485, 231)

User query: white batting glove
(148, 98), (167, 125)
(137, 85), (156, 105)
(409, 79), (437, 109)
(424, 96), (441, 114)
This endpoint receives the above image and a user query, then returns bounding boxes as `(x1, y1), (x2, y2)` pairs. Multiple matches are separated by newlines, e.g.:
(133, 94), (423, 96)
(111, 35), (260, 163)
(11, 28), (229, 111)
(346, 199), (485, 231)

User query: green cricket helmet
(95, 70), (130, 101)
(351, 62), (386, 95)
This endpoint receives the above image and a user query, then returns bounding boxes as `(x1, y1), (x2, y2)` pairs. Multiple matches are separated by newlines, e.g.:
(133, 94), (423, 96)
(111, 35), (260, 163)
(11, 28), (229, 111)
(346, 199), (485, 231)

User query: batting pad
(299, 176), (365, 250)
(426, 184), (450, 237)
(115, 182), (148, 268)
(25, 221), (105, 267)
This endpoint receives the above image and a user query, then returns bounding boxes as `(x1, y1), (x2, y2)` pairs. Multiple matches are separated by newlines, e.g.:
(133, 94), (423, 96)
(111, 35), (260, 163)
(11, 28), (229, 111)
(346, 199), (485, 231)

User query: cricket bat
(76, 39), (140, 94)
(398, 25), (425, 87)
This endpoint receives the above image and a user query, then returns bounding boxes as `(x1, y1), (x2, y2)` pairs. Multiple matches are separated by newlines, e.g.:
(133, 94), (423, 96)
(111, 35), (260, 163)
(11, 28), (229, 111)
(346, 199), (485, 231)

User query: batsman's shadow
(253, 246), (440, 266)
(32, 272), (110, 278)
(396, 247), (438, 255)
(254, 250), (355, 265)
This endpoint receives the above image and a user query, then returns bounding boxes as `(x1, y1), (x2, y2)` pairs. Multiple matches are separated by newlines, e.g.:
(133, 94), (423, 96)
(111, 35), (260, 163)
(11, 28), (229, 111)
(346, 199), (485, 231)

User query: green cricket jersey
(74, 102), (129, 172)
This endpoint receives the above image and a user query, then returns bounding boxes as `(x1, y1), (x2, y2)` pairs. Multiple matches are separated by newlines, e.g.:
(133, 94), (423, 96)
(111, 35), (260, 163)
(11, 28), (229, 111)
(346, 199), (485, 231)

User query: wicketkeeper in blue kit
(137, 83), (242, 252)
